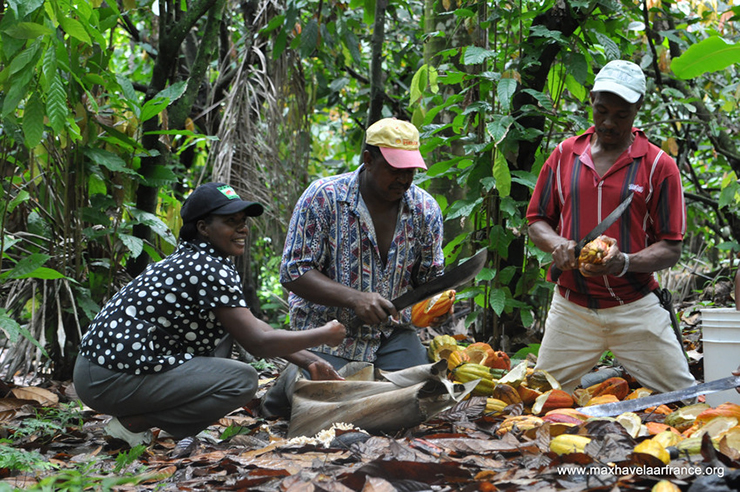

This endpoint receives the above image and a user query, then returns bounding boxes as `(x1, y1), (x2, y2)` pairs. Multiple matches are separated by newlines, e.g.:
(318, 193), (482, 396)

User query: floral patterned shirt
(280, 166), (444, 362)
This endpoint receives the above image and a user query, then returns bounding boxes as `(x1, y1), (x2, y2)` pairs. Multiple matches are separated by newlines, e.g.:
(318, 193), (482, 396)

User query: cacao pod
(652, 430), (683, 448)
(652, 480), (681, 492)
(411, 289), (455, 327)
(491, 383), (523, 405)
(485, 398), (509, 415)
(585, 394), (620, 406)
(664, 403), (711, 432)
(532, 389), (575, 415)
(549, 434), (592, 455)
(525, 369), (562, 392)
(633, 438), (670, 465)
(495, 415), (544, 436)
(452, 363), (507, 396)
(446, 349), (470, 371)
(516, 384), (543, 405)
(487, 350), (511, 371)
(625, 387), (655, 400)
(544, 408), (589, 422)
(586, 377), (630, 401)
(696, 403), (740, 425)
(577, 235), (614, 266)
(427, 334), (459, 362)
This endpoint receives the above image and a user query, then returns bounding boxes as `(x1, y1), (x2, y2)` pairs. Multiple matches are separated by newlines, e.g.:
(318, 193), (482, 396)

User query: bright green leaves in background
(671, 36), (740, 79)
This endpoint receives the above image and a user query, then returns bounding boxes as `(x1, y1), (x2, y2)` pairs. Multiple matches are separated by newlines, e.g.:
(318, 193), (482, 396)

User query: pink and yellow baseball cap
(365, 118), (427, 170)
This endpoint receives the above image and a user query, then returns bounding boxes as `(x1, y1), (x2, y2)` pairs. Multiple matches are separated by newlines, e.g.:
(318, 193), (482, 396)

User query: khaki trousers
(535, 289), (695, 394)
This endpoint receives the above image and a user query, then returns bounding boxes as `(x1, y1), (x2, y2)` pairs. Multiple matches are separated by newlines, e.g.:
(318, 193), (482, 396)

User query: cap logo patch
(218, 185), (240, 200)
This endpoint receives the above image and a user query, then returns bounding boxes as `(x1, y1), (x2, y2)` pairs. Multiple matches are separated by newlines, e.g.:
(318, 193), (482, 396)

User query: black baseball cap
(180, 182), (264, 223)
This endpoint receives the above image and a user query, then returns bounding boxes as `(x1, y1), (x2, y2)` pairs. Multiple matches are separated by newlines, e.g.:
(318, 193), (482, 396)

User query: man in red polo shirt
(526, 60), (695, 394)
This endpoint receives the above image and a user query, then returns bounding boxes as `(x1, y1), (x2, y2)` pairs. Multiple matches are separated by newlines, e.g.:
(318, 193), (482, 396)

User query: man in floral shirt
(280, 118), (445, 370)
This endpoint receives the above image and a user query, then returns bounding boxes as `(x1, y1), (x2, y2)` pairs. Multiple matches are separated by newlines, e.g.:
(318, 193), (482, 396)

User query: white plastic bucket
(700, 307), (740, 406)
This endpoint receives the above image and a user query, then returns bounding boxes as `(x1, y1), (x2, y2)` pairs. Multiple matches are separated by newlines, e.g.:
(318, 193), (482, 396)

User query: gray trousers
(73, 338), (258, 439)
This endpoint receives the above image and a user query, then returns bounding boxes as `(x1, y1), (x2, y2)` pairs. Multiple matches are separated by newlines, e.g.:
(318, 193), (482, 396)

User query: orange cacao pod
(587, 377), (630, 400)
(532, 389), (575, 415)
(411, 290), (455, 327)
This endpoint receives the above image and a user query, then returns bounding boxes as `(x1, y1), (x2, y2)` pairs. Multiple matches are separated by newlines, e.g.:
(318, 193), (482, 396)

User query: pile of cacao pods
(427, 334), (740, 473)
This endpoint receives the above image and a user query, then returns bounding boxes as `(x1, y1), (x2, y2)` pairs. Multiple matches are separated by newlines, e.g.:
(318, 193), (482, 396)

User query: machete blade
(576, 375), (740, 417)
(391, 248), (487, 311)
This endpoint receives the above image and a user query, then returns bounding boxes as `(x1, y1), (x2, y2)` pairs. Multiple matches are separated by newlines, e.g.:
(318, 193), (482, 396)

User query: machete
(348, 248), (487, 330)
(551, 192), (634, 282)
(577, 375), (740, 417)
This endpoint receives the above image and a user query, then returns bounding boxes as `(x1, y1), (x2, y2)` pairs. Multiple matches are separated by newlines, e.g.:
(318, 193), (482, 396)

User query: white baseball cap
(592, 60), (646, 104)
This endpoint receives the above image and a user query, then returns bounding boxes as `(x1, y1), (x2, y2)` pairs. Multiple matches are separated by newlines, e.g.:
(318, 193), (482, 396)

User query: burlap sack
(287, 360), (477, 438)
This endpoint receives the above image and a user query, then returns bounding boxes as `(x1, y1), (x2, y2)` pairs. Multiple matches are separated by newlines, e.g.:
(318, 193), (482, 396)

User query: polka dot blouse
(79, 241), (248, 374)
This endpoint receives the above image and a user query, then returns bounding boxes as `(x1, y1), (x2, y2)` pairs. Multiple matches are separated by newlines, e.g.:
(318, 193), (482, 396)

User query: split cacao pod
(427, 334), (459, 362)
(411, 289), (455, 327)
(531, 389), (575, 415)
(585, 376), (630, 401)
(695, 403), (740, 425)
(495, 415), (544, 436)
(491, 383), (523, 405)
(578, 235), (614, 266)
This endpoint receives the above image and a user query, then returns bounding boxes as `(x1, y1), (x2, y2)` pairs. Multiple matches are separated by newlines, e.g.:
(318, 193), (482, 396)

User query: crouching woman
(73, 182), (345, 447)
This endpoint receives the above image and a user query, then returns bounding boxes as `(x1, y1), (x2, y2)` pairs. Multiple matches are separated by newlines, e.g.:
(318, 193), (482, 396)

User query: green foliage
(0, 439), (55, 473)
(113, 444), (147, 474)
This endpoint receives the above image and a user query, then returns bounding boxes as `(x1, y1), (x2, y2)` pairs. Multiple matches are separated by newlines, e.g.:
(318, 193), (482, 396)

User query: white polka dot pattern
(79, 241), (248, 374)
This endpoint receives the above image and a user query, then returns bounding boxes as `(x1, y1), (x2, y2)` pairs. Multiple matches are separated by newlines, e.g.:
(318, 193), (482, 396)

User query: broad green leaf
(486, 115), (514, 146)
(364, 0), (376, 26)
(273, 26), (288, 59)
(140, 164), (178, 187)
(446, 197), (483, 221)
(719, 179), (740, 209)
(13, 267), (67, 280)
(84, 148), (138, 175)
(88, 173), (107, 195)
(23, 94), (45, 149)
(493, 150), (512, 198)
(671, 36), (740, 80)
(522, 88), (553, 111)
(154, 81), (187, 104)
(47, 74), (67, 133)
(260, 14), (285, 34)
(497, 78), (517, 113)
(7, 190), (30, 213)
(41, 44), (57, 91)
(300, 19), (319, 58)
(140, 99), (168, 123)
(595, 32), (620, 60)
(3, 22), (53, 39)
(2, 253), (50, 279)
(0, 308), (22, 343)
(410, 64), (428, 106)
(489, 289), (506, 316)
(463, 46), (495, 65)
(116, 75), (139, 111)
(8, 42), (41, 75)
(59, 17), (91, 45)
(128, 209), (177, 246)
(119, 233), (144, 259)
(344, 30), (361, 64)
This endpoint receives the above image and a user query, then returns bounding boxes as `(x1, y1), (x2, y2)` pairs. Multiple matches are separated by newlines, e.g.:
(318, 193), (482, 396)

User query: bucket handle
(701, 339), (740, 344)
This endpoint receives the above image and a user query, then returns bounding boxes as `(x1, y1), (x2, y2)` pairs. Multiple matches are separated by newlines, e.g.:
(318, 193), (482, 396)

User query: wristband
(617, 253), (630, 277)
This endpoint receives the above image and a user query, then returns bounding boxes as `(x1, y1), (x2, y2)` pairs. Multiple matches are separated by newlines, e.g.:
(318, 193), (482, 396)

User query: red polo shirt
(526, 127), (685, 309)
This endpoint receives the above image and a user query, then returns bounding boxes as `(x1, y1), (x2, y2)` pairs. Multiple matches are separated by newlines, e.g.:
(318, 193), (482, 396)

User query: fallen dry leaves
(2, 376), (740, 491)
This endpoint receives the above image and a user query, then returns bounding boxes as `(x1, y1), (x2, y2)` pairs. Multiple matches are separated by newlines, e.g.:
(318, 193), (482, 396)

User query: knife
(551, 192), (634, 282)
(576, 375), (740, 417)
(348, 248), (487, 329)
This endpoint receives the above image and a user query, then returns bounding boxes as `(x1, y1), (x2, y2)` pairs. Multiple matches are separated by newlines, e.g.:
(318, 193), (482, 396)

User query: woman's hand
(307, 359), (344, 381)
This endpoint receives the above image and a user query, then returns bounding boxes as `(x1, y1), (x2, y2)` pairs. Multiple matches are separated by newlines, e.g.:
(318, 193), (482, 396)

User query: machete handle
(550, 265), (563, 282)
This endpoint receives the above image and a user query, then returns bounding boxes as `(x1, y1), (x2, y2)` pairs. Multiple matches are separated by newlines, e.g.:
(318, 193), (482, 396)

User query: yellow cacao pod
(446, 349), (470, 371)
(452, 363), (507, 396)
(412, 290), (455, 327)
(652, 480), (681, 492)
(577, 235), (614, 266)
(633, 439), (670, 465)
(495, 415), (544, 436)
(549, 434), (592, 455)
(427, 334), (458, 362)
(485, 398), (508, 415)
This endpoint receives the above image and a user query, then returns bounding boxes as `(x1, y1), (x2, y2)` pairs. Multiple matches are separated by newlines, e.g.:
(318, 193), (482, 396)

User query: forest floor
(1, 280), (739, 491)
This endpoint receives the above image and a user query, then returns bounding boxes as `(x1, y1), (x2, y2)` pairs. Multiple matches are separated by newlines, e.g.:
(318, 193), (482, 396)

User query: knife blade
(551, 192), (634, 282)
(348, 249), (487, 330)
(391, 248), (487, 311)
(576, 375), (740, 417)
